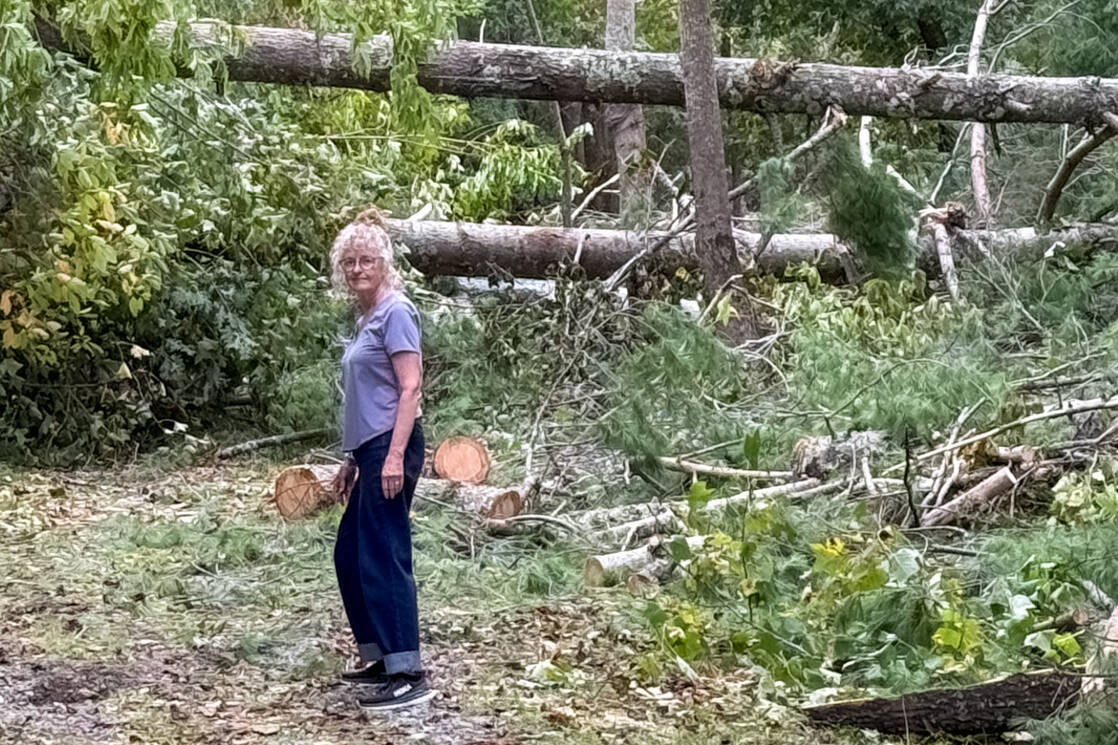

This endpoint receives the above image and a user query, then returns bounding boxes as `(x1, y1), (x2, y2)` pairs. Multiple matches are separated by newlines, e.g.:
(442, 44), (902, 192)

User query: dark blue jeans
(334, 423), (425, 674)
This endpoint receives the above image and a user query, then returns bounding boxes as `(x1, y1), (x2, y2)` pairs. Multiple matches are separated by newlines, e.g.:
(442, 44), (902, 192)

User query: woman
(329, 208), (434, 711)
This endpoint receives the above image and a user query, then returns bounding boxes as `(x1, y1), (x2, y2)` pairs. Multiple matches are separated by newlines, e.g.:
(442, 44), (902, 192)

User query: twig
(657, 456), (792, 481)
(903, 430), (920, 527)
(929, 124), (969, 205)
(572, 173), (620, 221)
(215, 428), (331, 459)
(483, 513), (587, 538)
(886, 396), (1118, 472)
(523, 0), (572, 227)
(697, 273), (742, 324)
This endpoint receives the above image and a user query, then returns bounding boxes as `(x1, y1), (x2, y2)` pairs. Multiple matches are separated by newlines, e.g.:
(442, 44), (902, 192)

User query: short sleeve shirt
(340, 292), (422, 451)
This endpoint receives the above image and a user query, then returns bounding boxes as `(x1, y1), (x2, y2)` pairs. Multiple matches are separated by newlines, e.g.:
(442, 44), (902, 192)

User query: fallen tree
(388, 219), (1118, 281)
(804, 671), (1080, 735)
(33, 19), (1118, 125)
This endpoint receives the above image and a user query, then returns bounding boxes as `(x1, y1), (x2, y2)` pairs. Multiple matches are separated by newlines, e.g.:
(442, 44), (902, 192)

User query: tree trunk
(384, 218), (1118, 281)
(678, 0), (756, 337)
(605, 0), (648, 226)
(804, 671), (1080, 735)
(35, 18), (1118, 125)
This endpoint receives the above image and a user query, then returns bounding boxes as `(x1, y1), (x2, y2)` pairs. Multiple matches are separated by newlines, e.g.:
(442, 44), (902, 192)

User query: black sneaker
(341, 660), (389, 685)
(358, 672), (437, 712)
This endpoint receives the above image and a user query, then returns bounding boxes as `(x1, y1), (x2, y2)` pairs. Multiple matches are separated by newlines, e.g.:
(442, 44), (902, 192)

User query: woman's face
(341, 251), (386, 295)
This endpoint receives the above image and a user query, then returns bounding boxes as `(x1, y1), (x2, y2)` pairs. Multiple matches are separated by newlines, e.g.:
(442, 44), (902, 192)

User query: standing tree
(678, 0), (757, 337)
(605, 0), (648, 226)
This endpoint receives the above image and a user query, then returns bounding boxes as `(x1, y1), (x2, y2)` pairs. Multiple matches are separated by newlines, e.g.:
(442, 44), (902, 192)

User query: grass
(0, 461), (853, 745)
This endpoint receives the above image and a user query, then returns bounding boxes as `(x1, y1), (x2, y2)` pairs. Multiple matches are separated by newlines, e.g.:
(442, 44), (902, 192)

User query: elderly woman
(330, 208), (434, 711)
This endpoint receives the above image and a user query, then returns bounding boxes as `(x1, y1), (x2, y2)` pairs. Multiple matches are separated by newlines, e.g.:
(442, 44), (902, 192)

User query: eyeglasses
(341, 256), (384, 271)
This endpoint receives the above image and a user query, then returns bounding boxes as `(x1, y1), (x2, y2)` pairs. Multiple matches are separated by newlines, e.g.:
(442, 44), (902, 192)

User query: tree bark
(678, 0), (755, 337)
(605, 0), (648, 226)
(384, 218), (1118, 281)
(35, 18), (1118, 125)
(804, 671), (1080, 735)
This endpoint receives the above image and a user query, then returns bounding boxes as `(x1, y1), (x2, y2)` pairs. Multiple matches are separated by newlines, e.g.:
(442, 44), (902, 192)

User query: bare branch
(968, 0), (997, 226)
(1038, 112), (1118, 223)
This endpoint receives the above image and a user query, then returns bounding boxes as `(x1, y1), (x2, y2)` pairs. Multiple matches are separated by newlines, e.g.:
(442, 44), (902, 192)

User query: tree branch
(968, 0), (997, 226)
(1038, 112), (1118, 223)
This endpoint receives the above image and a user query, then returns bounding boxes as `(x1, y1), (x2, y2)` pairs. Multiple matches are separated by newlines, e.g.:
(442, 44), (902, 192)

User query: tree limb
(1038, 112), (1118, 223)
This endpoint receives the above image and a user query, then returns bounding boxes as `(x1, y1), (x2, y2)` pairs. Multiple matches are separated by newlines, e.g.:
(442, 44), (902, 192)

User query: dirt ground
(0, 464), (837, 745)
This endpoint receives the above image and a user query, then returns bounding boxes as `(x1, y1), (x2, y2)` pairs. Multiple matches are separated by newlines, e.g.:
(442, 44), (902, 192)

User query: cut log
(433, 436), (491, 484)
(272, 464), (342, 520)
(584, 535), (706, 587)
(34, 18), (1118, 124)
(453, 481), (532, 519)
(386, 218), (1118, 281)
(921, 466), (1017, 527)
(270, 464), (525, 519)
(804, 671), (1080, 735)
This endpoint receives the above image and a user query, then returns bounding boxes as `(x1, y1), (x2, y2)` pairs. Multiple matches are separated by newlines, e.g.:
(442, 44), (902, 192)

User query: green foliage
(453, 119), (571, 221)
(1011, 0), (1118, 77)
(599, 303), (752, 469)
(0, 0), (50, 120)
(1050, 462), (1118, 524)
(755, 157), (800, 236)
(1025, 704), (1118, 745)
(773, 275), (1007, 439)
(642, 491), (1100, 696)
(822, 136), (920, 280)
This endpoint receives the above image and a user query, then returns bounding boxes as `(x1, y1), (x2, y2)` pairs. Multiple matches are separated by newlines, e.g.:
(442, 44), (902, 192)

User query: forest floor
(0, 461), (844, 745)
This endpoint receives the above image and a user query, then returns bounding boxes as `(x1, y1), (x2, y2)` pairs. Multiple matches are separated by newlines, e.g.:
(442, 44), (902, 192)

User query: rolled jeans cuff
(383, 650), (423, 675)
(358, 642), (383, 663)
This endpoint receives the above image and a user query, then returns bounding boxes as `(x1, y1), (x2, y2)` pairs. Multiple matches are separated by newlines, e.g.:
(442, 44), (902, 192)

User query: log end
(273, 465), (337, 520)
(485, 489), (525, 520)
(584, 558), (608, 587)
(433, 436), (491, 484)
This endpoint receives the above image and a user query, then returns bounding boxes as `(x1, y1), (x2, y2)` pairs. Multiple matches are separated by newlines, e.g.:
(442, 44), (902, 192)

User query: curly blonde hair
(329, 207), (404, 296)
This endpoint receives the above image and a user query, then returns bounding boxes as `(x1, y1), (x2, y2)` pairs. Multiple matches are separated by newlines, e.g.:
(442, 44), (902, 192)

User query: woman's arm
(381, 350), (422, 498)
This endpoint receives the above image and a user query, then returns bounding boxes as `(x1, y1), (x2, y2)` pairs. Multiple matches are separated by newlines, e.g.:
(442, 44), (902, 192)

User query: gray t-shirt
(340, 292), (422, 452)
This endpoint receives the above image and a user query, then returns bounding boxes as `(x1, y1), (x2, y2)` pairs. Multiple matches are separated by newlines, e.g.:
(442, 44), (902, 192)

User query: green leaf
(667, 536), (693, 562)
(687, 480), (714, 511)
(742, 430), (761, 469)
(1053, 632), (1082, 659)
(933, 626), (962, 650)
(714, 294), (739, 326)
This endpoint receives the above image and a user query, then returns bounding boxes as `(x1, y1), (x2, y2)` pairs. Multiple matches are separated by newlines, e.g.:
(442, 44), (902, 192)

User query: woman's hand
(333, 461), (357, 502)
(382, 452), (405, 498)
